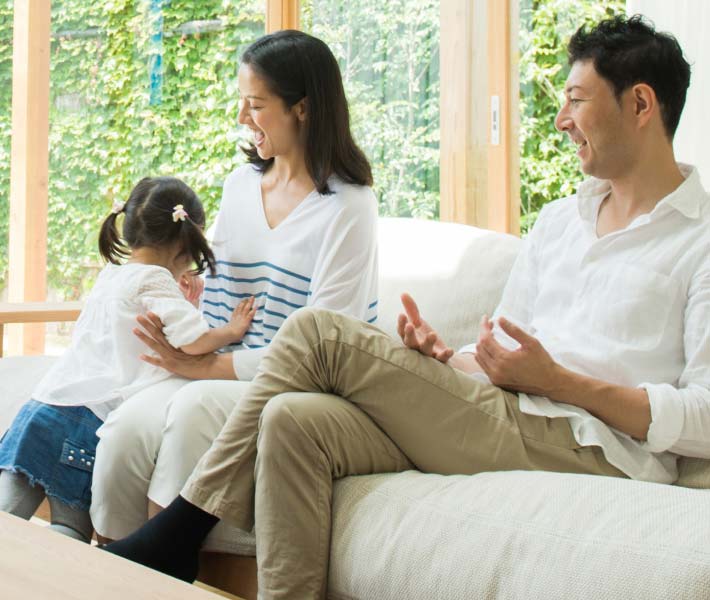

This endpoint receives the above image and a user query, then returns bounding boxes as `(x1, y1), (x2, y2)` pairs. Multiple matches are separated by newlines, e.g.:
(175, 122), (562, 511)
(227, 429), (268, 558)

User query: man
(105, 14), (709, 600)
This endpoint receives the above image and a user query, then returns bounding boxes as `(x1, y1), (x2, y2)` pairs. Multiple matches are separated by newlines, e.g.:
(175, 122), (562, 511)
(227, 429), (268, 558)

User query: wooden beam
(266, 0), (300, 33)
(0, 301), (82, 358)
(8, 0), (52, 356)
(439, 0), (519, 234)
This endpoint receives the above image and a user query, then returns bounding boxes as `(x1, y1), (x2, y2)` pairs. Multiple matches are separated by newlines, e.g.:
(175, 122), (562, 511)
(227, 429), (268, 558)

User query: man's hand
(397, 293), (454, 363)
(475, 315), (562, 395)
(180, 273), (204, 308)
(134, 312), (235, 380)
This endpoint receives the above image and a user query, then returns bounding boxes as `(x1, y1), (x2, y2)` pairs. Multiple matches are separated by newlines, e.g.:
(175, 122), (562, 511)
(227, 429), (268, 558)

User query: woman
(90, 29), (379, 540)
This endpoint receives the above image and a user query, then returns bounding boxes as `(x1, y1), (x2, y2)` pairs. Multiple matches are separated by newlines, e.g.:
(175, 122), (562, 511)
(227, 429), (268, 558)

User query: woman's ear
(294, 97), (308, 122)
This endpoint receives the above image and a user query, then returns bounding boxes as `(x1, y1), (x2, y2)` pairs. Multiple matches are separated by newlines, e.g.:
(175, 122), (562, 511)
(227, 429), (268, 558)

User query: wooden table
(0, 512), (234, 599)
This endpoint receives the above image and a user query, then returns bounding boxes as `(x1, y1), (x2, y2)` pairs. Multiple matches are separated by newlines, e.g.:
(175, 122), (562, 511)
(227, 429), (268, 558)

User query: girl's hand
(180, 273), (204, 308)
(228, 297), (257, 340)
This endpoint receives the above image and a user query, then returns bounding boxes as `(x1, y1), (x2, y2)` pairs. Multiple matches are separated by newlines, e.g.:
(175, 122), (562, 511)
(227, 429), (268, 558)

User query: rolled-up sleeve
(641, 264), (710, 456)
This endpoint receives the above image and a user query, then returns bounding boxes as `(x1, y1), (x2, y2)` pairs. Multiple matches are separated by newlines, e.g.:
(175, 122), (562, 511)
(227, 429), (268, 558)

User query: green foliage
(0, 1), (13, 291)
(519, 0), (625, 232)
(0, 0), (631, 297)
(0, 0), (263, 298)
(302, 0), (440, 219)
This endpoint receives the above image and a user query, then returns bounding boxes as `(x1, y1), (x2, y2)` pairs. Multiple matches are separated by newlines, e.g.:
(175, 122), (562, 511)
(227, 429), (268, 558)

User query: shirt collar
(576, 163), (705, 226)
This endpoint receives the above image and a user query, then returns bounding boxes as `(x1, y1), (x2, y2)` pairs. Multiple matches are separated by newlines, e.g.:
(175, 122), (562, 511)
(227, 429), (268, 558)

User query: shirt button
(68, 456), (74, 461)
(80, 449), (85, 454)
(86, 461), (92, 467)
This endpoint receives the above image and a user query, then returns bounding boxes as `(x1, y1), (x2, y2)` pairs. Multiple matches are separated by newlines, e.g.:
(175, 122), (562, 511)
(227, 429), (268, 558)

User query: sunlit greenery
(0, 0), (627, 298)
(519, 0), (625, 232)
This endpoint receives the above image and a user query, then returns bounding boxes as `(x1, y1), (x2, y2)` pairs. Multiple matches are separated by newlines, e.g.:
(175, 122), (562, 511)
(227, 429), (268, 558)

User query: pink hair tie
(172, 204), (189, 222)
(111, 199), (126, 214)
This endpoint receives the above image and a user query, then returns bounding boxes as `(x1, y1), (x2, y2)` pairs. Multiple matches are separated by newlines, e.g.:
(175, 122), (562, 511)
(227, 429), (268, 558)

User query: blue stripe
(264, 308), (288, 320)
(206, 275), (309, 296)
(262, 323), (280, 332)
(212, 260), (311, 283)
(368, 300), (378, 309)
(204, 310), (228, 324)
(243, 331), (264, 338)
(367, 316), (377, 323)
(204, 288), (306, 309)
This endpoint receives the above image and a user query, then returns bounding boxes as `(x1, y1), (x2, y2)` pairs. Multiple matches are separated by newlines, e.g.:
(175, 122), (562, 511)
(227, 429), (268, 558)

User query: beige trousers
(182, 308), (624, 599)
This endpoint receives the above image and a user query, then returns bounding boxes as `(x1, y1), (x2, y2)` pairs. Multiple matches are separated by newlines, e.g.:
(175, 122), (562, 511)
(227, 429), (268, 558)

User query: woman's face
(237, 64), (306, 161)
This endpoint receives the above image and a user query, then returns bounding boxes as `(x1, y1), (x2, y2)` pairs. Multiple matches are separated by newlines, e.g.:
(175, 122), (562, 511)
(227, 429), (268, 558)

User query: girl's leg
(0, 470), (45, 519)
(48, 496), (94, 543)
(90, 377), (189, 539)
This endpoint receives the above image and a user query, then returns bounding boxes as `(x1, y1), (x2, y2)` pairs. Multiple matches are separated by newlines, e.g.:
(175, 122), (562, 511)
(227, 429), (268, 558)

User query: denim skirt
(0, 400), (102, 511)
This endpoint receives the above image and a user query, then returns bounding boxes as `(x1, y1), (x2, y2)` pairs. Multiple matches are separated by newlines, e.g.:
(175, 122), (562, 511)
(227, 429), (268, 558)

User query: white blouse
(204, 165), (379, 381)
(32, 263), (208, 420)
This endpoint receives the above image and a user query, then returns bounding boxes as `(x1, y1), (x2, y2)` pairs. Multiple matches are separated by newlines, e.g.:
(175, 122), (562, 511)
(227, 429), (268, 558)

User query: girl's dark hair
(98, 177), (217, 276)
(568, 14), (691, 138)
(241, 30), (372, 194)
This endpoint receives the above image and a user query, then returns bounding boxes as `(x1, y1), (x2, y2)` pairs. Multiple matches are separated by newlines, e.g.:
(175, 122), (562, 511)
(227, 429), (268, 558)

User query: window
(301, 0), (440, 218)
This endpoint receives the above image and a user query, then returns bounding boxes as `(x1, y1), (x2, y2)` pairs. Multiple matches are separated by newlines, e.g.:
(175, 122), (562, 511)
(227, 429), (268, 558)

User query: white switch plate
(491, 95), (500, 146)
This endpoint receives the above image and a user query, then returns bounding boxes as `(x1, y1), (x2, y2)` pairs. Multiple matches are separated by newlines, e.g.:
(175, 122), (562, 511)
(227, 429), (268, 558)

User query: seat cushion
(329, 470), (710, 600)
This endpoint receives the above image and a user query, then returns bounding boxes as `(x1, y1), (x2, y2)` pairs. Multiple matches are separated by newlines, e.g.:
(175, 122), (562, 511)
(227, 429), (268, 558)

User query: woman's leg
(0, 470), (45, 519)
(90, 377), (189, 539)
(146, 380), (251, 511)
(48, 496), (94, 543)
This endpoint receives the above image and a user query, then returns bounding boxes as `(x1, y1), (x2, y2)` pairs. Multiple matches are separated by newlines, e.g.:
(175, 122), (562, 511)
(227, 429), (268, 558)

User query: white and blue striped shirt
(204, 165), (379, 380)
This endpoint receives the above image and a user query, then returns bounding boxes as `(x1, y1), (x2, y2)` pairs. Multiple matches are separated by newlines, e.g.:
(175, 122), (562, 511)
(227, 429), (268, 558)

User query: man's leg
(105, 308), (622, 586)
(254, 392), (413, 600)
(183, 308), (622, 529)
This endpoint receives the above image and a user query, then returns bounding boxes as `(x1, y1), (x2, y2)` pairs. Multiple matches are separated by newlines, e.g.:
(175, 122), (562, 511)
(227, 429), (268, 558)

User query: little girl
(0, 176), (255, 543)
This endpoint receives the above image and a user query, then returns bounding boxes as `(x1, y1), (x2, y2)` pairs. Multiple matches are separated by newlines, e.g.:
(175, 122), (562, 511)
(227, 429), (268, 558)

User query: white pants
(90, 377), (250, 539)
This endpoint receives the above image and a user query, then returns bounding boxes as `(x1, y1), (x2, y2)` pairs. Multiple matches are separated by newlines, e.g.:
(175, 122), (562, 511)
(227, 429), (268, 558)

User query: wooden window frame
(5, 0), (518, 356)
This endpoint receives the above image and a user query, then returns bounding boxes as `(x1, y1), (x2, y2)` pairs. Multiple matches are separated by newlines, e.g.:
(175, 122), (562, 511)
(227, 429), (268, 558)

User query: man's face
(555, 60), (634, 179)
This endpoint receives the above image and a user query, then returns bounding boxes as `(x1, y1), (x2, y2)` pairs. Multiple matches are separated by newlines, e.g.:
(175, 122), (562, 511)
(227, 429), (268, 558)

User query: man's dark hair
(240, 30), (372, 194)
(568, 14), (691, 138)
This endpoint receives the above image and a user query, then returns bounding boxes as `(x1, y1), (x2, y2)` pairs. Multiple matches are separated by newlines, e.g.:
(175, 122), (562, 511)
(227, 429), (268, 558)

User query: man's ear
(294, 97), (308, 122)
(630, 83), (656, 129)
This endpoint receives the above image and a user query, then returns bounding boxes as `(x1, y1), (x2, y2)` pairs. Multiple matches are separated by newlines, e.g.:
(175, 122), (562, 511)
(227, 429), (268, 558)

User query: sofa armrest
(0, 302), (82, 357)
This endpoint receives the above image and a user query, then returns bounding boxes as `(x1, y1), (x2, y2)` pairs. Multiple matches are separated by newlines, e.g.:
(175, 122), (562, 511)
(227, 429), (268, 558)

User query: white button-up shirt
(464, 164), (710, 483)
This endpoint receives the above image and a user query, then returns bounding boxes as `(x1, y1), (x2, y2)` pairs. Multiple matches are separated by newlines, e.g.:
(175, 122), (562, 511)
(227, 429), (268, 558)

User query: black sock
(101, 495), (219, 582)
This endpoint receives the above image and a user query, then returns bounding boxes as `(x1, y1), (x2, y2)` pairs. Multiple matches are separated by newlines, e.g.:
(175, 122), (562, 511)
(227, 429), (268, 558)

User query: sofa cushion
(377, 218), (521, 351)
(329, 470), (710, 600)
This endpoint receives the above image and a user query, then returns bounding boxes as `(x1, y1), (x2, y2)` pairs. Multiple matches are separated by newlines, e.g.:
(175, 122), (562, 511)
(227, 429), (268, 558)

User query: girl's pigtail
(98, 210), (129, 264)
(179, 219), (216, 277)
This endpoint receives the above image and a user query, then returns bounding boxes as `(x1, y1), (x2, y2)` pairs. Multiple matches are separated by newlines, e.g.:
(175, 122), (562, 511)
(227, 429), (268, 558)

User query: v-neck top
(203, 165), (379, 380)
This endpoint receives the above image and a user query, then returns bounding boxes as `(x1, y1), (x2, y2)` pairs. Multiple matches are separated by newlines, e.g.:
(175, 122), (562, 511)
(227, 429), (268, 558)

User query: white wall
(626, 1), (710, 189)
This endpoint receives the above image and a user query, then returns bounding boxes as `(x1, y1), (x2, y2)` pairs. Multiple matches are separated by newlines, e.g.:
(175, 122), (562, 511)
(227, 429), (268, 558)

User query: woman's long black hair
(241, 30), (373, 194)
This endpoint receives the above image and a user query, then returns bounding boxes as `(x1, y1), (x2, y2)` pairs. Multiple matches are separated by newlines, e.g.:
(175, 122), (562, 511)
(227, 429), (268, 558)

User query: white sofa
(3, 217), (710, 599)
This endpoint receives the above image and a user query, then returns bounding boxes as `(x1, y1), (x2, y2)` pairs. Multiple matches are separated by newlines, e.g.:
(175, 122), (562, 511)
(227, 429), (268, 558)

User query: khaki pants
(182, 308), (624, 600)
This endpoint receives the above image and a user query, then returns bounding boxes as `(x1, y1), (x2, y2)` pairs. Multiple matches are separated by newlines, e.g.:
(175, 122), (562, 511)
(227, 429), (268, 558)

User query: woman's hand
(134, 312), (236, 380)
(396, 293), (454, 363)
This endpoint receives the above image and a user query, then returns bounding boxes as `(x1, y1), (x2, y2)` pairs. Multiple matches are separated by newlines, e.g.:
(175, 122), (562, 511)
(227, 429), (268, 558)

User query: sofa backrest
(377, 218), (521, 351)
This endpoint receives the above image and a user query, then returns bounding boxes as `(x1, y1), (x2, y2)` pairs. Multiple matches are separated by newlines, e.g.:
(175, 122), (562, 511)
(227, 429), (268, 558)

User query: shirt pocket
(584, 264), (679, 350)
